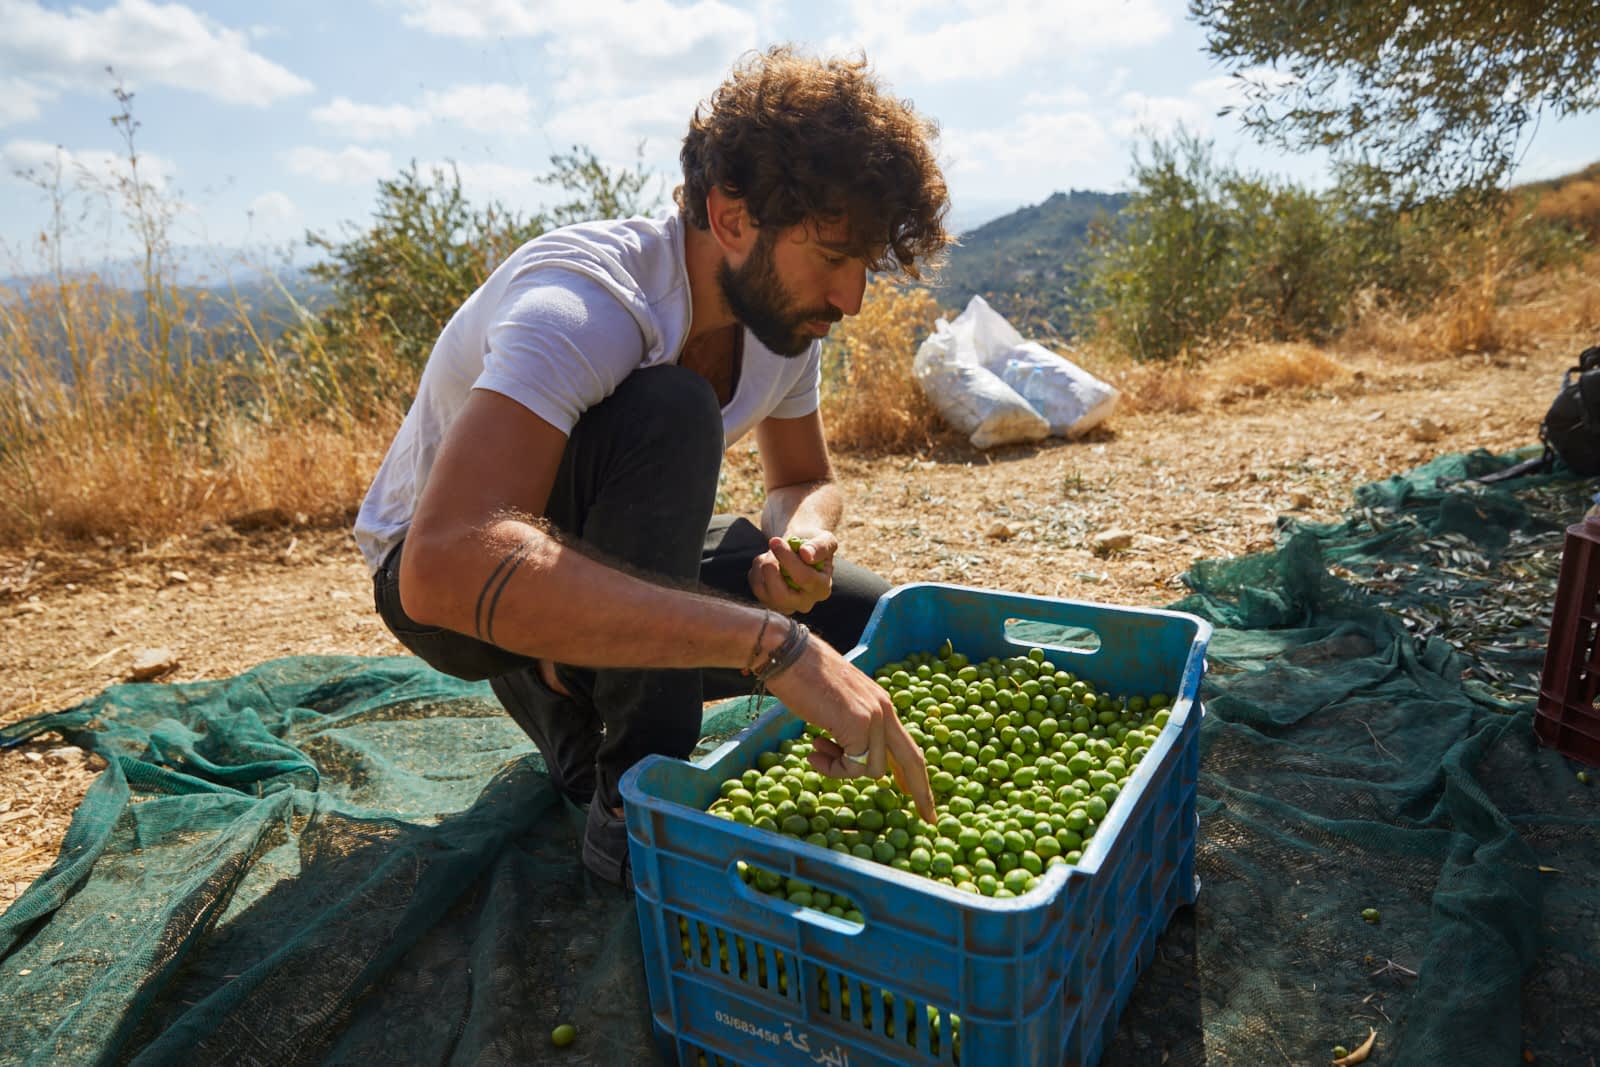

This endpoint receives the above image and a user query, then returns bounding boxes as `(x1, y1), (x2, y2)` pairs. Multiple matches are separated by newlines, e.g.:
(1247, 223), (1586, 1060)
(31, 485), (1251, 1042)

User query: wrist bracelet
(742, 608), (774, 675)
(752, 618), (811, 683)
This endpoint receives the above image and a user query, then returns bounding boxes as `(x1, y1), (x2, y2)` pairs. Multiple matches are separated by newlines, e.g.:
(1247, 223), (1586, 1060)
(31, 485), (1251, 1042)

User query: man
(354, 46), (949, 888)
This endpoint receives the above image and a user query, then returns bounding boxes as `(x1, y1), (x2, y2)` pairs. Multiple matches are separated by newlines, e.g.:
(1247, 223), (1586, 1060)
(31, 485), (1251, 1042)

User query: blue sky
(4, 0), (1598, 277)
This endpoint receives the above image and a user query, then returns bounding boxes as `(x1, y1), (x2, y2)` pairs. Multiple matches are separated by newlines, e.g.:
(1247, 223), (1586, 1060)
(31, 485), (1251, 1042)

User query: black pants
(372, 365), (889, 809)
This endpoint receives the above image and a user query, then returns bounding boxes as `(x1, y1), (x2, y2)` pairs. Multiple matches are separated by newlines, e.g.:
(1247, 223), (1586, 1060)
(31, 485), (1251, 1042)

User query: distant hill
(928, 189), (1130, 340)
(3, 271), (334, 383)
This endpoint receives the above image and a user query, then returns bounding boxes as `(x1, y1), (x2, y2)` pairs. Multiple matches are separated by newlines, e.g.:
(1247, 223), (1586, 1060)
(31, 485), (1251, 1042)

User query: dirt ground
(0, 337), (1581, 913)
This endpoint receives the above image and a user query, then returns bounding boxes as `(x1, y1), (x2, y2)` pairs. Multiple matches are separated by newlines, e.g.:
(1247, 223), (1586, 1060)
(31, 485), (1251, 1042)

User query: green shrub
(301, 147), (661, 414)
(1083, 132), (1583, 362)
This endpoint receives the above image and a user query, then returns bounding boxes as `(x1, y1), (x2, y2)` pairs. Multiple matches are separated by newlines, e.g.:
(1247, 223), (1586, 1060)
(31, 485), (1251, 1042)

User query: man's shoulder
(486, 213), (689, 363)
(510, 214), (680, 275)
(495, 213), (685, 315)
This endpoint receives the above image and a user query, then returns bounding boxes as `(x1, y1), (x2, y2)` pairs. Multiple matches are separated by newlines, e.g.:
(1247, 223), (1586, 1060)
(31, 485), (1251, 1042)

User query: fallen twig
(1358, 719), (1398, 762)
(1369, 958), (1418, 980)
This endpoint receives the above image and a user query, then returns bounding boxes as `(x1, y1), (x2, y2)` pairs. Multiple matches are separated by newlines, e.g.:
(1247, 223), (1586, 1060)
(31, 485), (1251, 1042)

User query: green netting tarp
(3, 447), (1597, 1065)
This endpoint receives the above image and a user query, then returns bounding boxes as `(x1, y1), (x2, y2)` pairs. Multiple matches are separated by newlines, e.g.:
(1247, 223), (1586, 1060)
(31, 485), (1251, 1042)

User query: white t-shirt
(352, 213), (822, 573)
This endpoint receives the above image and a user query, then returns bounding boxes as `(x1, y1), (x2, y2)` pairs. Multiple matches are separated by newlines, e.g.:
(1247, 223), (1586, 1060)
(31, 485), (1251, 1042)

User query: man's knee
(604, 364), (724, 480)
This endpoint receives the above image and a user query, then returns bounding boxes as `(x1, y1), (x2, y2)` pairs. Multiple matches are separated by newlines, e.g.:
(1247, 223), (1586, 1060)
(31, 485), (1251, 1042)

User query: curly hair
(676, 46), (951, 280)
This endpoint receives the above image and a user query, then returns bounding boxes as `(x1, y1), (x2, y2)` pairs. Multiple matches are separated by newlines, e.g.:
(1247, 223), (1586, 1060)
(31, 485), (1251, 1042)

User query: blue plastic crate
(620, 583), (1212, 1067)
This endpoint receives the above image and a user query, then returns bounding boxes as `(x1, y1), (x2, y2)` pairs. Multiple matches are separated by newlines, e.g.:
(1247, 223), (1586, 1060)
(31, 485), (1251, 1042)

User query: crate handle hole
(1004, 618), (1102, 655)
(734, 861), (865, 931)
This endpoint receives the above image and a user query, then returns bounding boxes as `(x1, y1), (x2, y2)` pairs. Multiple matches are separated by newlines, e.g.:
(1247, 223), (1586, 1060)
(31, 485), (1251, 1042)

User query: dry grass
(819, 277), (945, 452)
(1341, 258), (1517, 360)
(5, 162), (1596, 550)
(0, 268), (402, 544)
(1201, 342), (1345, 402)
(1089, 339), (1344, 415)
(1523, 163), (1600, 240)
(1499, 247), (1600, 342)
(9, 417), (392, 541)
(1339, 245), (1600, 364)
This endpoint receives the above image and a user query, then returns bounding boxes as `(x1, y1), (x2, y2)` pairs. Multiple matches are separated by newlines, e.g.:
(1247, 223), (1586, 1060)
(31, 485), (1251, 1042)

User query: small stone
(985, 521), (1015, 541)
(44, 746), (84, 765)
(23, 752), (42, 764)
(1408, 416), (1446, 443)
(128, 648), (179, 682)
(1091, 529), (1135, 556)
(166, 570), (189, 585)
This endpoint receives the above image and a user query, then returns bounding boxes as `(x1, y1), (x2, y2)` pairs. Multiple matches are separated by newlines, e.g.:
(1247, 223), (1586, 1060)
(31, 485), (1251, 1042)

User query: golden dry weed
(1093, 339), (1343, 415)
(1524, 163), (1600, 240)
(4, 170), (1596, 548)
(819, 277), (945, 452)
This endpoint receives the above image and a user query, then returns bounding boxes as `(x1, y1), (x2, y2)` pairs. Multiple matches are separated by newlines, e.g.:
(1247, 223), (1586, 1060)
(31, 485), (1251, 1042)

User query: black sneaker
(581, 796), (634, 890)
(489, 666), (600, 807)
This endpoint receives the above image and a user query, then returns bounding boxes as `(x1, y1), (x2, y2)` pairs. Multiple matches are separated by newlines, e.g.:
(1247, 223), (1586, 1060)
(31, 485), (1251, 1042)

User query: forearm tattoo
(474, 538), (537, 645)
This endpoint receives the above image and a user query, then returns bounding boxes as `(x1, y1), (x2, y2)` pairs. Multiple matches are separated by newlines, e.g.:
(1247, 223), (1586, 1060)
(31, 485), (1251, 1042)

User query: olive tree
(1190, 0), (1600, 200)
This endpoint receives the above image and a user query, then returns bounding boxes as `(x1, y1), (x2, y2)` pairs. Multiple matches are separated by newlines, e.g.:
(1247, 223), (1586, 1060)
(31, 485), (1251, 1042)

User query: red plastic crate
(1535, 516), (1600, 767)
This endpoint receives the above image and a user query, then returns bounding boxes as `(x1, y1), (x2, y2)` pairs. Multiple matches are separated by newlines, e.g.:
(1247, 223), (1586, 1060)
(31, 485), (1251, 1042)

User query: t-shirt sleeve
(766, 344), (823, 419)
(474, 270), (646, 434)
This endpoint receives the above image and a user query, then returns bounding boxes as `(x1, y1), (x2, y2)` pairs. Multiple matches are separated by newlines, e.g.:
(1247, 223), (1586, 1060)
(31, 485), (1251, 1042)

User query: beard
(717, 231), (841, 357)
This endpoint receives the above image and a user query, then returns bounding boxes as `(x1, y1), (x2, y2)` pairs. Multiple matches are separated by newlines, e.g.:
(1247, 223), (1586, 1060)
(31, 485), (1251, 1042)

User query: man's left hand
(749, 532), (836, 614)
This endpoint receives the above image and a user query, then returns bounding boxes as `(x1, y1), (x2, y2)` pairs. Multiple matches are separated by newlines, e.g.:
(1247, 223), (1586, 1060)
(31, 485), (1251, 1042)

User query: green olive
(704, 642), (1176, 907)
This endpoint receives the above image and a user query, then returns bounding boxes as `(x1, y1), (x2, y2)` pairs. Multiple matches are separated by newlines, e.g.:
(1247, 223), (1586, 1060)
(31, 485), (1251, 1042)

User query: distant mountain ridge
(930, 189), (1129, 339)
(4, 271), (334, 383)
(5, 194), (1130, 375)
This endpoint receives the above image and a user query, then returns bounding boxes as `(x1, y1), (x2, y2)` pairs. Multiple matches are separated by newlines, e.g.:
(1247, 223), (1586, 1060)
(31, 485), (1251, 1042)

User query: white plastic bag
(914, 295), (1119, 443)
(989, 341), (1120, 438)
(913, 313), (1049, 450)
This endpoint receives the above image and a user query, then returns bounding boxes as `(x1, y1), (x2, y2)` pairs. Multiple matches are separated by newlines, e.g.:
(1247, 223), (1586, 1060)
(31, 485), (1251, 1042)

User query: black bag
(1471, 343), (1600, 484)
(1541, 344), (1600, 476)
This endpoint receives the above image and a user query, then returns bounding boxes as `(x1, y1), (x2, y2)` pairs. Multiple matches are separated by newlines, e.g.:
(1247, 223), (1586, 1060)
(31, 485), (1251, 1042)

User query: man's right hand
(763, 638), (936, 824)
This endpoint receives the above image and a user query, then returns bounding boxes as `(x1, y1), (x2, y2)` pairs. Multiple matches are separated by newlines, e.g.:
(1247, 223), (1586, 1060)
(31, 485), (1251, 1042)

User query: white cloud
(0, 0), (313, 105)
(1111, 91), (1212, 140)
(283, 145), (394, 186)
(393, 0), (758, 95)
(248, 190), (298, 224)
(1190, 75), (1247, 111)
(420, 160), (549, 207)
(0, 77), (55, 127)
(1021, 87), (1093, 112)
(309, 83), (534, 141)
(423, 84), (534, 135)
(943, 110), (1117, 196)
(2, 138), (177, 191)
(542, 78), (702, 161)
(312, 97), (430, 141)
(834, 0), (1172, 85)
(1110, 70), (1285, 141)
